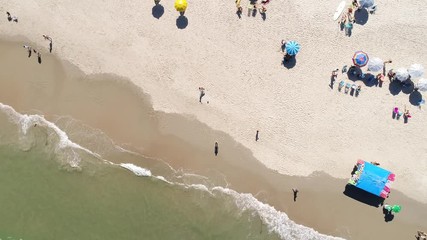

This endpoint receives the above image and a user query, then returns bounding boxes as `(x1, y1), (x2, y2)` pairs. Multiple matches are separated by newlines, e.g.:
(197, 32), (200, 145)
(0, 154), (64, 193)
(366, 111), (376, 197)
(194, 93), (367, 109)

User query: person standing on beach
(255, 130), (259, 141)
(43, 35), (53, 52)
(23, 45), (32, 57)
(37, 52), (42, 64)
(214, 142), (219, 156)
(199, 87), (205, 103)
(292, 188), (299, 202)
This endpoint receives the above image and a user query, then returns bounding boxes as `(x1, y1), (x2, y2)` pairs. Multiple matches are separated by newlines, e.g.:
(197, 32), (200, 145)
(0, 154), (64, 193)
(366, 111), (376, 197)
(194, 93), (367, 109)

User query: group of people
(6, 10), (53, 63)
(235, 0), (269, 18)
(22, 45), (42, 63)
(21, 35), (52, 64)
(393, 106), (411, 122)
(331, 68), (362, 96)
(338, 0), (366, 36)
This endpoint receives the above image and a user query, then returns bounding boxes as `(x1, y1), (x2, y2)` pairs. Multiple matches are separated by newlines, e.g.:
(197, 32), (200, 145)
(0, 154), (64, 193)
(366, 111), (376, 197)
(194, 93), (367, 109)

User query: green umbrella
(391, 205), (402, 213)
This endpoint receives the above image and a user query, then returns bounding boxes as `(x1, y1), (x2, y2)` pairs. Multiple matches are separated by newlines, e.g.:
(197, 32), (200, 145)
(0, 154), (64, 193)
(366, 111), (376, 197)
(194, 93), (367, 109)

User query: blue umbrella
(285, 41), (301, 56)
(359, 0), (375, 8)
(352, 51), (369, 67)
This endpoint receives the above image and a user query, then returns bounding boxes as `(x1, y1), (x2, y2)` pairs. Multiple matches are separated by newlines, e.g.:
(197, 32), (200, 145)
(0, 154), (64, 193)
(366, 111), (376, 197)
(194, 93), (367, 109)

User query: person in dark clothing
(292, 188), (299, 202)
(214, 142), (219, 156)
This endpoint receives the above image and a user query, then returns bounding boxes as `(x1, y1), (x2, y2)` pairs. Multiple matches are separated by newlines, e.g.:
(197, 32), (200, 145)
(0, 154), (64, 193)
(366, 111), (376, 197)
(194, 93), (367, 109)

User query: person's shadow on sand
(260, 12), (266, 21)
(176, 15), (188, 29)
(152, 4), (165, 19)
(383, 208), (395, 222)
(282, 56), (296, 69)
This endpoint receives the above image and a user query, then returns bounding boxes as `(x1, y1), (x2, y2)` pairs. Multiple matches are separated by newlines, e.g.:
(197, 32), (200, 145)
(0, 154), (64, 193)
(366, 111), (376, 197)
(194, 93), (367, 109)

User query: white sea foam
(120, 163), (152, 177)
(212, 186), (345, 240)
(0, 103), (99, 167)
(134, 170), (346, 240)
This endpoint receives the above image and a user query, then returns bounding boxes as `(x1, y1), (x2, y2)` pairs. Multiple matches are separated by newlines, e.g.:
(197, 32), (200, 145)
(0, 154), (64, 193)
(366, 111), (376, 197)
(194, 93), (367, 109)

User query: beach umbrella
(285, 41), (301, 56)
(359, 0), (375, 8)
(395, 68), (410, 82)
(352, 51), (369, 67)
(391, 205), (402, 213)
(408, 64), (424, 78)
(367, 57), (383, 72)
(416, 78), (427, 91)
(174, 0), (187, 12)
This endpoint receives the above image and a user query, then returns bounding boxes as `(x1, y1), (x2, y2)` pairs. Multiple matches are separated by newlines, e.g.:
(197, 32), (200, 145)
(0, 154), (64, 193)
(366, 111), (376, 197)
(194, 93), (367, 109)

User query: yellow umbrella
(175, 0), (187, 12)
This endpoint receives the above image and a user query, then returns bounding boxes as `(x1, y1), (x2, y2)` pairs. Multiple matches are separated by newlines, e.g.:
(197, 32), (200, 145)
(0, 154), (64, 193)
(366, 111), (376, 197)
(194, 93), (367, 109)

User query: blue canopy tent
(348, 160), (395, 199)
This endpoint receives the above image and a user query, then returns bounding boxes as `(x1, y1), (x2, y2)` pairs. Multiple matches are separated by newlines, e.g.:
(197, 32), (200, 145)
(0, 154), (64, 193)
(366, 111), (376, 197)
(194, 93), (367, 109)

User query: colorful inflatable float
(348, 159), (395, 198)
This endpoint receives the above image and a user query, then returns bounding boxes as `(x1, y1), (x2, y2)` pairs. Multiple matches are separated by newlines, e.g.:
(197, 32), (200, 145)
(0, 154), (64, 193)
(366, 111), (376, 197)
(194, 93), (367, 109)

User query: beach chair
(367, 5), (377, 14)
(355, 85), (361, 97)
(338, 80), (345, 91)
(342, 65), (348, 73)
(345, 83), (351, 94)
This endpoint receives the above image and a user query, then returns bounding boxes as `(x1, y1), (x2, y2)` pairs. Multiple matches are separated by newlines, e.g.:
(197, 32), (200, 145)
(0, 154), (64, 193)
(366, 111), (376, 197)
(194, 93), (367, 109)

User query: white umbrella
(408, 64), (424, 78)
(367, 57), (383, 72)
(359, 0), (375, 8)
(395, 68), (409, 82)
(417, 78), (427, 91)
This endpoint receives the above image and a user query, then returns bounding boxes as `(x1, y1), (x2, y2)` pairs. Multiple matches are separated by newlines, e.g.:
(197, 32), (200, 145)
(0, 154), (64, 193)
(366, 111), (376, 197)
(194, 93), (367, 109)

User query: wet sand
(1, 38), (426, 239)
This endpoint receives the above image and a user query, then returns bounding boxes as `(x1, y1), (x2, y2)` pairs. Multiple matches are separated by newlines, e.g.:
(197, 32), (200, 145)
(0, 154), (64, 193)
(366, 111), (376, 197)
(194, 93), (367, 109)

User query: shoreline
(1, 0), (426, 203)
(1, 38), (426, 239)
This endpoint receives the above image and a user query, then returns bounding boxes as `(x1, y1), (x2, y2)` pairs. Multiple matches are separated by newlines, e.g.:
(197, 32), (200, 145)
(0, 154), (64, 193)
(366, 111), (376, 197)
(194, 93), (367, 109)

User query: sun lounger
(344, 83), (351, 93)
(338, 80), (345, 91)
(355, 85), (361, 97)
(367, 5), (377, 14)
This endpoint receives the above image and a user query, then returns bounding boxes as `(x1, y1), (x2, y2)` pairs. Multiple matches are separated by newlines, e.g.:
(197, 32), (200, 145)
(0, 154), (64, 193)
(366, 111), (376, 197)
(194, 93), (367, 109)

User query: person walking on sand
(23, 45), (32, 57)
(214, 142), (219, 156)
(255, 130), (259, 141)
(43, 34), (52, 41)
(6, 12), (12, 21)
(199, 87), (205, 103)
(292, 188), (299, 202)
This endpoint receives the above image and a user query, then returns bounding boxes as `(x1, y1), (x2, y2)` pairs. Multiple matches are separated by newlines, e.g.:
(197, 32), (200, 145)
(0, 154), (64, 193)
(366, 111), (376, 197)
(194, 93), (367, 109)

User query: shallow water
(0, 123), (281, 240)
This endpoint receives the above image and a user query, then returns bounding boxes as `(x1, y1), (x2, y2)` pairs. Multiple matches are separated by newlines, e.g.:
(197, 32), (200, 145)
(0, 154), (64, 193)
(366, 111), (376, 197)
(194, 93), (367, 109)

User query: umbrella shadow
(354, 8), (369, 25)
(176, 15), (188, 29)
(152, 4), (165, 19)
(347, 66), (362, 81)
(409, 90), (423, 106)
(362, 73), (378, 87)
(401, 80), (415, 94)
(282, 56), (296, 69)
(389, 81), (402, 96)
(343, 184), (384, 207)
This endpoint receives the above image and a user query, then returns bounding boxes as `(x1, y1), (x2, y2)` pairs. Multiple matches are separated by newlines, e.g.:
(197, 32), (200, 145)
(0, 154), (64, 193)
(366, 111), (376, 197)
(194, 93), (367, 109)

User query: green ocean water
(0, 109), (281, 240)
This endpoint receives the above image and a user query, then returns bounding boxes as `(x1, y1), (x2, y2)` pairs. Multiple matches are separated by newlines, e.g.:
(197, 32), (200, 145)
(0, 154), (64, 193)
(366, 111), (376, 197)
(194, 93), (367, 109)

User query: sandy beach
(1, 0), (427, 238)
(1, 39), (427, 239)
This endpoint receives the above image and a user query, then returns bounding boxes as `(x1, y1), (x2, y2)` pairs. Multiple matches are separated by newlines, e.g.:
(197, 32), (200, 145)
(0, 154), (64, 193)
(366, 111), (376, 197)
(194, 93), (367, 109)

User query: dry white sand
(1, 0), (426, 202)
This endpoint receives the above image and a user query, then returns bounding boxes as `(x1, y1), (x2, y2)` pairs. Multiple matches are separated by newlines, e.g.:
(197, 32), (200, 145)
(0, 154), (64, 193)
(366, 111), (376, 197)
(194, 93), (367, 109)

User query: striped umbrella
(408, 64), (424, 78)
(285, 41), (301, 56)
(396, 68), (409, 82)
(367, 57), (383, 72)
(352, 51), (369, 67)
